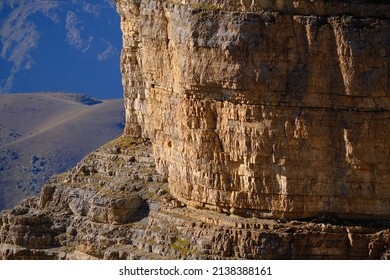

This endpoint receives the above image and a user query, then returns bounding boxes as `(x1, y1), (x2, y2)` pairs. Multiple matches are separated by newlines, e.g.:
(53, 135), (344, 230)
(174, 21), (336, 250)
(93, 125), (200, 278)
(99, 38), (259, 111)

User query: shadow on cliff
(128, 200), (150, 223)
(305, 214), (390, 229)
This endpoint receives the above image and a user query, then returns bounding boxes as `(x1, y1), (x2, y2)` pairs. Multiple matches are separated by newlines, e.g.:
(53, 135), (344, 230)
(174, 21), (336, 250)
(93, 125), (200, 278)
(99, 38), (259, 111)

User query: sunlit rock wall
(117, 0), (390, 219)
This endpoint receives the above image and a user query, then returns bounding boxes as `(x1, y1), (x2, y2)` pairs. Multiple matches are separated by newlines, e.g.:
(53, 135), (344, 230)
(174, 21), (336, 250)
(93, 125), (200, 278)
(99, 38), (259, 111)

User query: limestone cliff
(1, 137), (390, 260)
(1, 0), (390, 260)
(119, 0), (390, 219)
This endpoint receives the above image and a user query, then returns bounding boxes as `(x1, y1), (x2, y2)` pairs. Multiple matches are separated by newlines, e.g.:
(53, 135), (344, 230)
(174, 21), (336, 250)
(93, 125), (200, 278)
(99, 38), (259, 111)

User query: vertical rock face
(2, 0), (390, 261)
(118, 0), (390, 219)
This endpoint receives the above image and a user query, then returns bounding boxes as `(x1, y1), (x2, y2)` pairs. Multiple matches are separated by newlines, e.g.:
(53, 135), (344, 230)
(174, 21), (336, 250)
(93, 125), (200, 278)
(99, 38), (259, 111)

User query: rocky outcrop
(0, 137), (165, 259)
(118, 0), (390, 219)
(1, 0), (390, 260)
(1, 138), (390, 260)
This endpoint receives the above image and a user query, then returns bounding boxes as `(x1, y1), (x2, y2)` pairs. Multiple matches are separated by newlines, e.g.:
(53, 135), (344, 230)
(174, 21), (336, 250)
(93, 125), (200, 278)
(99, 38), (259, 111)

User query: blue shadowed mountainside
(0, 0), (122, 99)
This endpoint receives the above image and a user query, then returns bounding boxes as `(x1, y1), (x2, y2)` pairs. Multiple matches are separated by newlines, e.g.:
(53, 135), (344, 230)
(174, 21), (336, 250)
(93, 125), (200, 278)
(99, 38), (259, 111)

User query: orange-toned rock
(2, 0), (390, 261)
(119, 0), (390, 219)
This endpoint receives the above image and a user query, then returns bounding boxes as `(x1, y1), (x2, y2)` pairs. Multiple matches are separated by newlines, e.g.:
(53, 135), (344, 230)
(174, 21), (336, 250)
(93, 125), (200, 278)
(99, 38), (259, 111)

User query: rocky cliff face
(1, 137), (390, 260)
(1, 0), (390, 260)
(119, 0), (390, 219)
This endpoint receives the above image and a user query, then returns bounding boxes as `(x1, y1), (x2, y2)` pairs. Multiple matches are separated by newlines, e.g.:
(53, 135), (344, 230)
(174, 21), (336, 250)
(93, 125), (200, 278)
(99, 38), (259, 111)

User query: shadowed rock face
(118, 0), (390, 219)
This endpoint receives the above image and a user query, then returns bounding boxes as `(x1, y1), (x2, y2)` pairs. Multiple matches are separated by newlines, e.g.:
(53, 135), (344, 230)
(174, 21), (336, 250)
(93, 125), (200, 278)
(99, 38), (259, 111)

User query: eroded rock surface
(119, 0), (390, 219)
(1, 0), (390, 260)
(1, 138), (390, 260)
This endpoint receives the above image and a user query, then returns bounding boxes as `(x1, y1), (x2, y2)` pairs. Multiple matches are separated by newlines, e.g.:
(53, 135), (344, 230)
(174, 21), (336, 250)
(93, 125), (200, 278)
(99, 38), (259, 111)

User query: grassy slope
(0, 92), (124, 209)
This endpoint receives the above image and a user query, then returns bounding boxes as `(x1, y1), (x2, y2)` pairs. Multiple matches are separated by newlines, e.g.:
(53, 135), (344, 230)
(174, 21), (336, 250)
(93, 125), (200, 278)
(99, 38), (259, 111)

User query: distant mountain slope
(0, 1), (122, 99)
(0, 92), (124, 210)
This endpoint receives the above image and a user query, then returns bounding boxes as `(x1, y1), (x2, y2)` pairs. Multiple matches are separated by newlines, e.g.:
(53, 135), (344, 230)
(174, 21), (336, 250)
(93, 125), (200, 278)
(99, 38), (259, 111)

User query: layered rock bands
(1, 138), (390, 259)
(1, 0), (390, 260)
(118, 0), (390, 219)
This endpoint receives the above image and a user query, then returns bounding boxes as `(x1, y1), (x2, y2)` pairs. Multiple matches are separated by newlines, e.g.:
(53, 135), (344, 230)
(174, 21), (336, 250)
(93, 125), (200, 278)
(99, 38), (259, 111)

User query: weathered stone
(119, 0), (390, 220)
(1, 0), (390, 260)
(87, 195), (143, 224)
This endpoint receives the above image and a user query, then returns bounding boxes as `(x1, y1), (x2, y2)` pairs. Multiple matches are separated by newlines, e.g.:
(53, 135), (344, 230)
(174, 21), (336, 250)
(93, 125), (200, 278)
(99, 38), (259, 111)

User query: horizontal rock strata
(1, 0), (390, 260)
(119, 0), (390, 219)
(1, 138), (390, 259)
